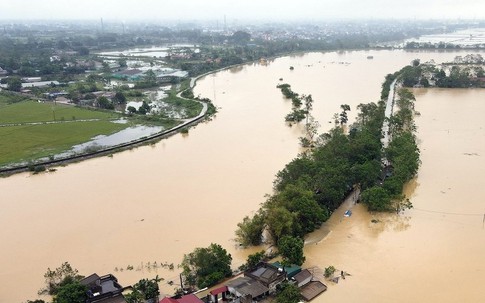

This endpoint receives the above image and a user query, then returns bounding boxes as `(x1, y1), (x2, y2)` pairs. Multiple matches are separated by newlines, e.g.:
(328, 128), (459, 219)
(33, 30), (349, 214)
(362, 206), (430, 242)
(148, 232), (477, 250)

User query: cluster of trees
(134, 70), (158, 89)
(386, 57), (485, 90)
(30, 262), (87, 303)
(127, 101), (151, 115)
(360, 89), (420, 211)
(180, 243), (233, 289)
(276, 83), (311, 123)
(236, 99), (386, 249)
(433, 66), (483, 88)
(125, 277), (161, 303)
(2, 76), (23, 92)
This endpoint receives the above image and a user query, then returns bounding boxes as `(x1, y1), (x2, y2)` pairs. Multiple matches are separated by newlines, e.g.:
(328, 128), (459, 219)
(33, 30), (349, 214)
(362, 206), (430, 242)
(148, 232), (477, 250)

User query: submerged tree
(125, 276), (161, 303)
(278, 235), (306, 266)
(39, 262), (84, 296)
(235, 211), (265, 247)
(276, 282), (301, 303)
(181, 243), (232, 289)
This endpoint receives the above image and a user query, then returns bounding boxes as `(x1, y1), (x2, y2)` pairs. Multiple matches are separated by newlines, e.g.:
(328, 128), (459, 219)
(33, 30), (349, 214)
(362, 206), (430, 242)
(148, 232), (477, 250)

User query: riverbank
(0, 100), (208, 176)
(0, 54), (260, 176)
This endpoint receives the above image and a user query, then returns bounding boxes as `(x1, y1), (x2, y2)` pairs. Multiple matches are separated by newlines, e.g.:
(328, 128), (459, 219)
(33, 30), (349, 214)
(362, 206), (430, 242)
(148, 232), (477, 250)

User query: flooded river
(1, 50), (484, 302)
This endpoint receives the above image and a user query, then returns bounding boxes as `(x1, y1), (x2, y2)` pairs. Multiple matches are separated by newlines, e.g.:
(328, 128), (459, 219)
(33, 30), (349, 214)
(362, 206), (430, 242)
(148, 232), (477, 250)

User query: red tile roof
(159, 297), (179, 303)
(160, 294), (203, 303)
(178, 294), (204, 303)
(210, 286), (228, 296)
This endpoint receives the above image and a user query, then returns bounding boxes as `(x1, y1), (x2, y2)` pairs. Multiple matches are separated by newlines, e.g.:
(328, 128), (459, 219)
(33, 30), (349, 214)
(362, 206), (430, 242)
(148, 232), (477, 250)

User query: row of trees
(236, 98), (386, 246)
(360, 88), (420, 211)
(390, 57), (485, 89)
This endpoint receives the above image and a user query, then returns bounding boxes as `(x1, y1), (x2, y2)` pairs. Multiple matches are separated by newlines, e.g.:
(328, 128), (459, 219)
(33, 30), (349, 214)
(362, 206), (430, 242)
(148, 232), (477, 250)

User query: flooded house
(80, 273), (128, 303)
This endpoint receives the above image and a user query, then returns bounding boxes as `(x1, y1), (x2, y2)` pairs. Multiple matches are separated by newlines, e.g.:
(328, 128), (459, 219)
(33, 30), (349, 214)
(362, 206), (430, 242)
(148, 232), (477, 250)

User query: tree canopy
(181, 243), (232, 289)
(125, 276), (161, 303)
(278, 235), (306, 266)
(52, 281), (87, 303)
(276, 282), (301, 303)
(39, 262), (84, 296)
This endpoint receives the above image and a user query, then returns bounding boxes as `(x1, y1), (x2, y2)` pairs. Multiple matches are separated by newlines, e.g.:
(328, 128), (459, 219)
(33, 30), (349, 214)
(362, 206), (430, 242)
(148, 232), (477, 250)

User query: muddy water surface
(1, 50), (484, 302)
(305, 88), (485, 302)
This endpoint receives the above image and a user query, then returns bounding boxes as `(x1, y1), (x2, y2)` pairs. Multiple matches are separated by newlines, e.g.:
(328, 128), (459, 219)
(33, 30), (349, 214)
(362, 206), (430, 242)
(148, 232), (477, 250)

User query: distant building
(112, 68), (145, 81)
(22, 77), (42, 83)
(21, 81), (60, 88)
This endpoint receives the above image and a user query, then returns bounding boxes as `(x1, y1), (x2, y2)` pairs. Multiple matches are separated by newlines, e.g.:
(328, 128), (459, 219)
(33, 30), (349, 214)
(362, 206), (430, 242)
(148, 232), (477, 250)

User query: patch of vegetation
(0, 120), (127, 166)
(0, 91), (30, 107)
(324, 265), (336, 278)
(181, 243), (232, 289)
(278, 235), (306, 266)
(276, 282), (301, 303)
(361, 88), (420, 212)
(125, 276), (161, 303)
(0, 100), (119, 124)
(163, 93), (203, 119)
(238, 250), (267, 271)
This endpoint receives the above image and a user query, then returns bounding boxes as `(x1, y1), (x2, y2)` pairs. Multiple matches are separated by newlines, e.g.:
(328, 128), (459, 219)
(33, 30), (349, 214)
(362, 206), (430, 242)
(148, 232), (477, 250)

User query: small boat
(344, 210), (352, 217)
(367, 55), (374, 59)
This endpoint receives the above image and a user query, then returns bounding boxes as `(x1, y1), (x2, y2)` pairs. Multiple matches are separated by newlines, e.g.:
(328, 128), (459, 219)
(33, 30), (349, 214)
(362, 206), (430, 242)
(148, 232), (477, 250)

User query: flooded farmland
(1, 49), (485, 302)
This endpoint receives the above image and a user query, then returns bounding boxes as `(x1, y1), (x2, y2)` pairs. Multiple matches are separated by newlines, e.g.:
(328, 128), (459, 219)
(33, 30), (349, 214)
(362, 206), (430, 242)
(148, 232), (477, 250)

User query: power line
(413, 207), (484, 217)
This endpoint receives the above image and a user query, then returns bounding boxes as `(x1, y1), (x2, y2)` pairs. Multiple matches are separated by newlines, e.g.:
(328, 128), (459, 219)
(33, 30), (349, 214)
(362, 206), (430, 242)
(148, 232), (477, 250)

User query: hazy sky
(1, 0), (485, 21)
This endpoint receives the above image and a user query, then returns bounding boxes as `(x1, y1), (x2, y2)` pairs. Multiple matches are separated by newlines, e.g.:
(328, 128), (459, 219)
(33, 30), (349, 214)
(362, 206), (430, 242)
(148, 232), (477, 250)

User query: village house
(225, 276), (269, 302)
(205, 263), (327, 303)
(271, 262), (302, 279)
(160, 293), (204, 303)
(80, 273), (129, 303)
(292, 269), (327, 302)
(244, 262), (286, 292)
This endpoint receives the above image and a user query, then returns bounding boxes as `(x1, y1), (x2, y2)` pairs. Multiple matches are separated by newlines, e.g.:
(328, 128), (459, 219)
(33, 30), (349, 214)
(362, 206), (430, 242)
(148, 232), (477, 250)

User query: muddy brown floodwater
(1, 50), (484, 302)
(305, 87), (485, 302)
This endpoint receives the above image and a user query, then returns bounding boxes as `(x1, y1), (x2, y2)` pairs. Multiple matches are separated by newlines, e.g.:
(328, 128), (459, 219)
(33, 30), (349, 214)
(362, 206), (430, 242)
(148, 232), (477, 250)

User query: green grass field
(0, 100), (119, 124)
(0, 95), (129, 166)
(0, 121), (128, 166)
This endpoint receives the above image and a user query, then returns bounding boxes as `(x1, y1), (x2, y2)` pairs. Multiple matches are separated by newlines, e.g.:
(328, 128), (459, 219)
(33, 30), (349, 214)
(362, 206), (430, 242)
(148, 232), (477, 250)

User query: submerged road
(381, 79), (397, 149)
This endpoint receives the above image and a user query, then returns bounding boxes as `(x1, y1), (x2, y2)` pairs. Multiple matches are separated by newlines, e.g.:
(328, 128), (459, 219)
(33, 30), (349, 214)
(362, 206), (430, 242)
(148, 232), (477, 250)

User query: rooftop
(300, 281), (327, 301)
(226, 276), (269, 298)
(245, 262), (285, 286)
(293, 269), (312, 285)
(160, 294), (203, 303)
(272, 262), (302, 278)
